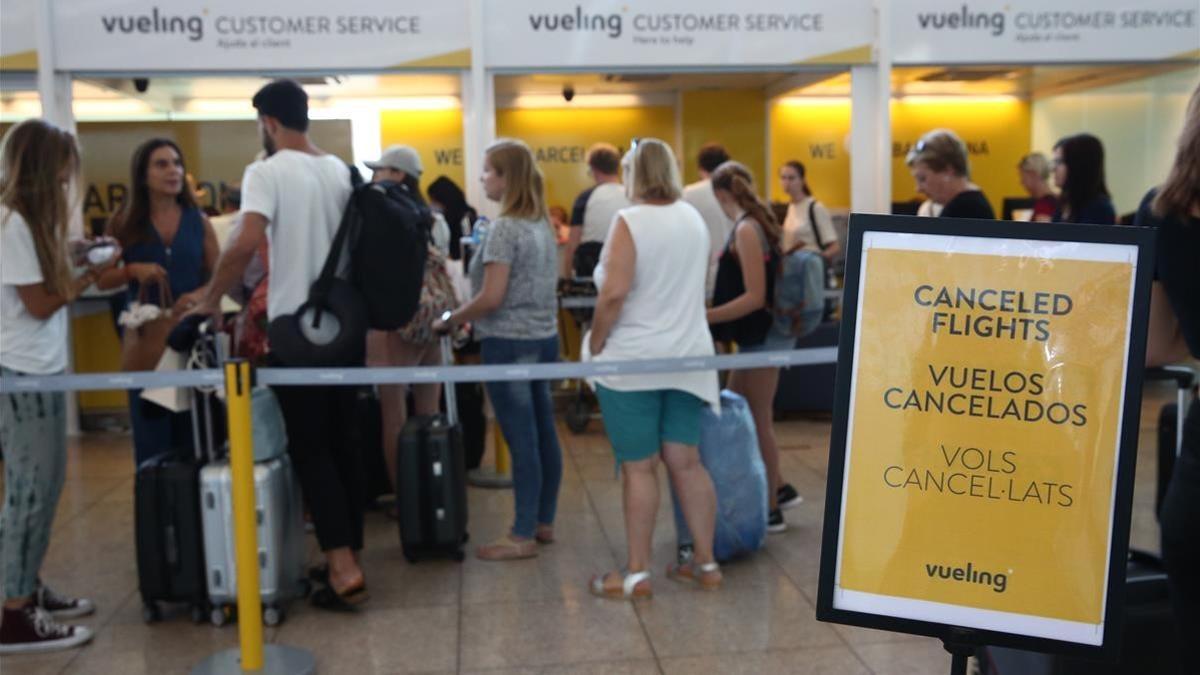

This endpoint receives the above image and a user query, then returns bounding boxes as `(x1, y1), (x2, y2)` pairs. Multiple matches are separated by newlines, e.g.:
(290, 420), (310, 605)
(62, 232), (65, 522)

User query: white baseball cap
(365, 145), (424, 178)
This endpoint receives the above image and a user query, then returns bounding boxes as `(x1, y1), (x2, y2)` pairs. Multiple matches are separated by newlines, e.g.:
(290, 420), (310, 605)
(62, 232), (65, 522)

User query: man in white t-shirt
(681, 143), (735, 299)
(561, 143), (629, 279)
(191, 79), (367, 610)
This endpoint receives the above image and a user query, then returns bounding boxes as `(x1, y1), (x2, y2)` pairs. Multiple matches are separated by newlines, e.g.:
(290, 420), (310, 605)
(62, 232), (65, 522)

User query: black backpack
(267, 169), (429, 367)
(348, 179), (429, 330)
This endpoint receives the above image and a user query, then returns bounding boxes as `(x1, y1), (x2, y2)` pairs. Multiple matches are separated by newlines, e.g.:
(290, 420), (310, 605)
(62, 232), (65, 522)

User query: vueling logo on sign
(101, 7), (205, 41)
(925, 561), (1010, 593)
(528, 5), (623, 39)
(916, 4), (1006, 37)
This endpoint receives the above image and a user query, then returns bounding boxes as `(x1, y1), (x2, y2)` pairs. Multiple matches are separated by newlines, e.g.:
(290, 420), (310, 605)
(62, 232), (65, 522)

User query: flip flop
(309, 583), (369, 612)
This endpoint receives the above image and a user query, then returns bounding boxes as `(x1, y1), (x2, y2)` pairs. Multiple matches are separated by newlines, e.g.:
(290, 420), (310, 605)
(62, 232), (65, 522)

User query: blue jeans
(481, 336), (563, 539)
(0, 367), (68, 599)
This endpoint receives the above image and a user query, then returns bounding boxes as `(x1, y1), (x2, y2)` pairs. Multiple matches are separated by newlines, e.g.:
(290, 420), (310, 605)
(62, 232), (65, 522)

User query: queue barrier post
(192, 360), (315, 675)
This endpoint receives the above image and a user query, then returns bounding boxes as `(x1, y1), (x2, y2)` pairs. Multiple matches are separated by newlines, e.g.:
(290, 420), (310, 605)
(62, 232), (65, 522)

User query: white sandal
(589, 569), (652, 600)
(666, 560), (723, 591)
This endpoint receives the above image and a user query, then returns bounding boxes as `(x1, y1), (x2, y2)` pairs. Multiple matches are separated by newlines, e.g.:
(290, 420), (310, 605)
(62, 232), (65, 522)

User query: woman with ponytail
(708, 161), (799, 534)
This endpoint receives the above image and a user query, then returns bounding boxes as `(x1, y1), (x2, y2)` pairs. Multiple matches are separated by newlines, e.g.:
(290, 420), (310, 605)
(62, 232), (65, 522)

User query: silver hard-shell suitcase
(200, 453), (307, 627)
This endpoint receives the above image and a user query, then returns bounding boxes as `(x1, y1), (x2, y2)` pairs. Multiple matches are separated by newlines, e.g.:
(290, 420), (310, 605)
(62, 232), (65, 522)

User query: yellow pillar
(492, 420), (511, 475)
(224, 360), (264, 672)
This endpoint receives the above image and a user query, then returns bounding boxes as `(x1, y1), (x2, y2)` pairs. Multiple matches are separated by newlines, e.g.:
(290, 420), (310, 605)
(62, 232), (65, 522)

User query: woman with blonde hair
(906, 129), (994, 220)
(583, 138), (722, 599)
(1138, 82), (1200, 665)
(0, 119), (118, 653)
(433, 139), (562, 561)
(707, 161), (798, 532)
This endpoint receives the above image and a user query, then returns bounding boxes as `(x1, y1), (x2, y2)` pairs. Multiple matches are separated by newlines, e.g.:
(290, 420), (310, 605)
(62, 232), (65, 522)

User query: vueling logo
(925, 561), (1009, 593)
(916, 4), (1006, 37)
(528, 5), (623, 39)
(101, 7), (204, 42)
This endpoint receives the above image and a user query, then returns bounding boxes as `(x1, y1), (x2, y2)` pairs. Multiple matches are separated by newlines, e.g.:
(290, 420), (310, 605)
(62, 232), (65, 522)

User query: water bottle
(471, 216), (490, 246)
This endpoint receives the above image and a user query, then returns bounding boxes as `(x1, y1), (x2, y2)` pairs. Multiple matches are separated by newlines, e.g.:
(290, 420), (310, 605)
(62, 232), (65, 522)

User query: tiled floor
(1, 382), (1175, 674)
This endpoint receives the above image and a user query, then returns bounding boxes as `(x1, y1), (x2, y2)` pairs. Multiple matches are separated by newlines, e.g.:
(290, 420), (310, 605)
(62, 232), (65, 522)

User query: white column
(37, 0), (83, 436)
(850, 0), (892, 215)
(463, 0), (497, 218)
(36, 0), (73, 131)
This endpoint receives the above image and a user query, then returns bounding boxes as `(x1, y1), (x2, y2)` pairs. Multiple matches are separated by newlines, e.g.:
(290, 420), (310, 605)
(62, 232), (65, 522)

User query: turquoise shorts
(594, 385), (705, 464)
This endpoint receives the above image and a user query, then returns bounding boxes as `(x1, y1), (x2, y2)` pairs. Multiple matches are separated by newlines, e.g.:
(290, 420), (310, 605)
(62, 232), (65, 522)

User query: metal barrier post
(193, 360), (315, 675)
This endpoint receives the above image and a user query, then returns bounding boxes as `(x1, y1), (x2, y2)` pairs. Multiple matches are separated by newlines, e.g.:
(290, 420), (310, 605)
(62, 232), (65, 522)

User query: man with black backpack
(190, 79), (369, 612)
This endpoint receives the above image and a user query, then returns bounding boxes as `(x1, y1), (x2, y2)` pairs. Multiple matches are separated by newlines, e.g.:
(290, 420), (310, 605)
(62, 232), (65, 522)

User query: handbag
(139, 347), (191, 412)
(267, 171), (369, 367)
(396, 245), (459, 345)
(120, 282), (178, 372)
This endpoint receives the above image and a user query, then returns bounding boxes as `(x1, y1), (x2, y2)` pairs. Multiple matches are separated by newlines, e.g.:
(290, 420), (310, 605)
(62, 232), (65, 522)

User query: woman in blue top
(97, 138), (218, 464)
(1051, 133), (1116, 225)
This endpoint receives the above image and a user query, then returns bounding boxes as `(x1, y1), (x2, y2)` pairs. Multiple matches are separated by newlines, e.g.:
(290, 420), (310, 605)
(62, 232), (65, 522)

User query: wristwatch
(440, 310), (453, 325)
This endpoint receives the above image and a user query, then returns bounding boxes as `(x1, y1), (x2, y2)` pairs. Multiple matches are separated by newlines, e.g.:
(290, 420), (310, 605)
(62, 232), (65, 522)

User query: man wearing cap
(365, 145), (450, 256)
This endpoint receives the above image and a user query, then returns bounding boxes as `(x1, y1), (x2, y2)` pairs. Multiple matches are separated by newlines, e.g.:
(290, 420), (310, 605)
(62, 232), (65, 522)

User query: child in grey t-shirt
(468, 216), (559, 340)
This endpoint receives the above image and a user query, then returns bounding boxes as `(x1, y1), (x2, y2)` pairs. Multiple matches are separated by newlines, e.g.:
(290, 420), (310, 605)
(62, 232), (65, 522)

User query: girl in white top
(584, 138), (722, 599)
(779, 160), (840, 260)
(0, 120), (118, 654)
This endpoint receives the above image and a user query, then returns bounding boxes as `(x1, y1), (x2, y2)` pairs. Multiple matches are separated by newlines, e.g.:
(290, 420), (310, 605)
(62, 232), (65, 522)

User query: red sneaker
(0, 604), (93, 654)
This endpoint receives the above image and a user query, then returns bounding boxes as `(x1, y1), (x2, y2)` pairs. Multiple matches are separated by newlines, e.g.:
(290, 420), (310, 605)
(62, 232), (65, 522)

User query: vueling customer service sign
(818, 216), (1155, 655)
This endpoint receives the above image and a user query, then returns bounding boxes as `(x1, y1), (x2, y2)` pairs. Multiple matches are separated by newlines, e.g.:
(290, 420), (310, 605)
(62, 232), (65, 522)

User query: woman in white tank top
(583, 139), (722, 599)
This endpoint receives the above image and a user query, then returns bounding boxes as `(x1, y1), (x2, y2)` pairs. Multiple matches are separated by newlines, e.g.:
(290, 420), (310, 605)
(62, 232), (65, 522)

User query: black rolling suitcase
(397, 336), (468, 562)
(1148, 366), (1197, 518)
(980, 552), (1181, 675)
(134, 391), (215, 624)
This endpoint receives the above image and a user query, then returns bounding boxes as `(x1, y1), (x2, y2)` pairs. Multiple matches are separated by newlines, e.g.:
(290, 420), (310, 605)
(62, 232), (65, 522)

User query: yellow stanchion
(227, 361), (265, 670)
(494, 420), (511, 475)
(466, 409), (512, 489)
(192, 359), (314, 675)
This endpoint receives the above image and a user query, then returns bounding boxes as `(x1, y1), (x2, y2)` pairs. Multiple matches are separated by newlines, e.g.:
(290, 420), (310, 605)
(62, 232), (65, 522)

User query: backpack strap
(310, 166), (362, 305)
(808, 199), (825, 251)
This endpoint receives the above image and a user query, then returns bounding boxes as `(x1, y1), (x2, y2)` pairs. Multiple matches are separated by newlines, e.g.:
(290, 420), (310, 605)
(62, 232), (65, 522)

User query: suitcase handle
(441, 335), (458, 427)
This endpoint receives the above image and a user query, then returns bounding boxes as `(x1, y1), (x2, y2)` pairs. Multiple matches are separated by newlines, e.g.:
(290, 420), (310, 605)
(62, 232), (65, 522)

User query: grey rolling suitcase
(199, 398), (307, 627)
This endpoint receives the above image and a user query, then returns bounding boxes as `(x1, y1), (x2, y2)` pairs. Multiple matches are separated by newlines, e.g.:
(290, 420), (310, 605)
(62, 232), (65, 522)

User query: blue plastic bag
(672, 390), (767, 562)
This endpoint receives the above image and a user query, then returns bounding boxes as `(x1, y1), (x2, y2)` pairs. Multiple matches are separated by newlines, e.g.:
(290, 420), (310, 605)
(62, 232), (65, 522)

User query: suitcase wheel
(566, 398), (591, 434)
(263, 605), (283, 627)
(403, 550), (419, 564)
(190, 604), (207, 625)
(210, 606), (231, 628)
(142, 603), (161, 624)
(451, 549), (466, 562)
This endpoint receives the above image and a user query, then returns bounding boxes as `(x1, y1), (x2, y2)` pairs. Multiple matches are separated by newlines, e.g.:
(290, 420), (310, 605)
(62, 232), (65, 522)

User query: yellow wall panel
(769, 99), (853, 208)
(72, 311), (126, 412)
(380, 109), (465, 196)
(496, 106), (675, 212)
(681, 89), (767, 190)
(769, 97), (1031, 215)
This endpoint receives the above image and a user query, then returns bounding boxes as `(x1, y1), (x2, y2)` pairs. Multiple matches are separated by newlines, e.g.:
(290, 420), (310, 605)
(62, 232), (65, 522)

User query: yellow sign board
(819, 216), (1155, 655)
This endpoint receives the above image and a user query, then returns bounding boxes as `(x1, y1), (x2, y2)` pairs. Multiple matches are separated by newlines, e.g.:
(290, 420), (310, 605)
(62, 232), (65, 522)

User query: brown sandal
(476, 535), (538, 561)
(535, 525), (555, 544)
(589, 570), (652, 600)
(666, 561), (723, 591)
